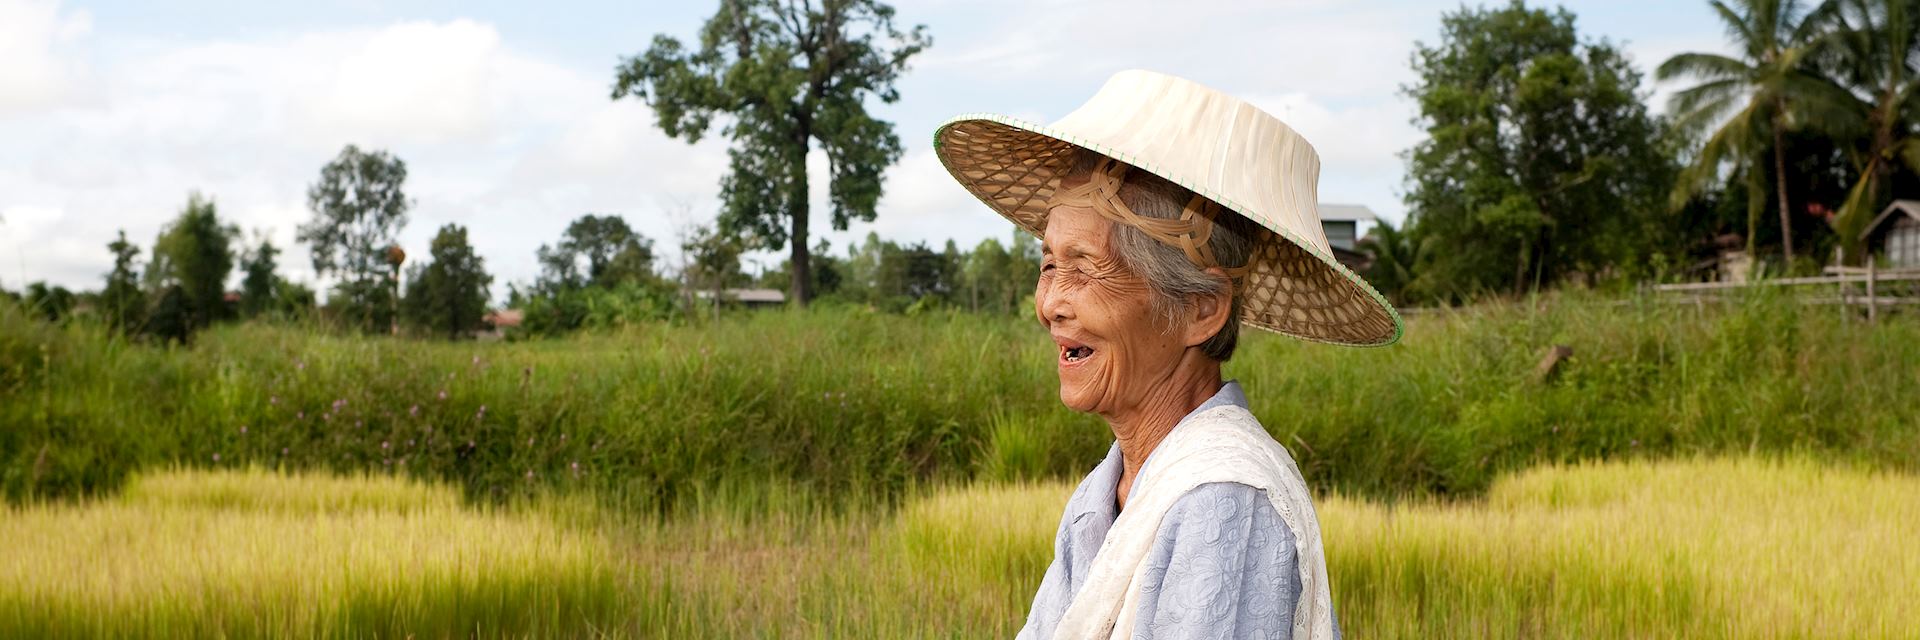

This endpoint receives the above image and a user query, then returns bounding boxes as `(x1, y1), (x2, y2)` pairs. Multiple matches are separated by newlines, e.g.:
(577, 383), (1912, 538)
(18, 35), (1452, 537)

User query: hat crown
(1048, 70), (1329, 255)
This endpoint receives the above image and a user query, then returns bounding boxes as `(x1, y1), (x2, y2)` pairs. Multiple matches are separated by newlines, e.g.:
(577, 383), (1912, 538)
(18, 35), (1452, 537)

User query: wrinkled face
(1036, 202), (1187, 416)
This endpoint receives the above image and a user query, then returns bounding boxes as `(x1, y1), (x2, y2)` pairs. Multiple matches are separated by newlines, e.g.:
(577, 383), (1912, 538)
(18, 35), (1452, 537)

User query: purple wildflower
(239, 425), (248, 435)
(212, 453), (221, 462)
(437, 389), (448, 401)
(281, 447), (289, 455)
(381, 441), (390, 450)
(409, 405), (419, 417)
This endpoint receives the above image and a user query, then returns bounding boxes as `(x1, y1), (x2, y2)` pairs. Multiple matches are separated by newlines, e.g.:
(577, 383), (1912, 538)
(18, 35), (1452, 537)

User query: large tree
(1403, 1), (1674, 299)
(402, 224), (492, 339)
(612, 0), (930, 305)
(298, 145), (410, 330)
(147, 192), (237, 331)
(1658, 0), (1855, 265)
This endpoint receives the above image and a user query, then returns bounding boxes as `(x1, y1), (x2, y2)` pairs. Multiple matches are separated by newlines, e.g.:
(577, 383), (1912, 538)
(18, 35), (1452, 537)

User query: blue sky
(0, 0), (1725, 297)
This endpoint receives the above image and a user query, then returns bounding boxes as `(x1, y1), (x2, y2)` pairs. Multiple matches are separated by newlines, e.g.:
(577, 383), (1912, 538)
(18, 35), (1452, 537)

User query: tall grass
(5, 458), (1913, 637)
(2, 291), (1917, 508)
(879, 458), (1920, 639)
(0, 467), (625, 638)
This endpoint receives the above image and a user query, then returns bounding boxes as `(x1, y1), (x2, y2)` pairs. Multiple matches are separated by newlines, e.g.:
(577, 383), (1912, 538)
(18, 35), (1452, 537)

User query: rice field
(0, 467), (628, 638)
(3, 457), (1914, 638)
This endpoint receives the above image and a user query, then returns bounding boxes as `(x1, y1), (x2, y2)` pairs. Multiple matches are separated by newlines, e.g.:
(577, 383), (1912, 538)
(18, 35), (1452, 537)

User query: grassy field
(0, 467), (626, 638)
(2, 294), (1915, 635)
(3, 457), (1913, 638)
(4, 291), (1918, 508)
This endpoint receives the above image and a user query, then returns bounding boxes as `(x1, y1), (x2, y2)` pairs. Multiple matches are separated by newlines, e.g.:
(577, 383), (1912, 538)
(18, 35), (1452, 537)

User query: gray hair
(1064, 148), (1257, 362)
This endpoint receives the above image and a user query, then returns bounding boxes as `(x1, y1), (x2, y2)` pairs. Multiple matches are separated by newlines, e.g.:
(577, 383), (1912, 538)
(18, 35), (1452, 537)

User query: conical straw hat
(934, 70), (1402, 346)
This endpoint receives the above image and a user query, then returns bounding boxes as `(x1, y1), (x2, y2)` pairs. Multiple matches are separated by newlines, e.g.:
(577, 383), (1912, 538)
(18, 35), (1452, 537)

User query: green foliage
(101, 231), (145, 334)
(4, 294), (1918, 510)
(612, 0), (930, 304)
(1818, 0), (1920, 260)
(401, 224), (493, 340)
(1658, 0), (1859, 264)
(21, 283), (74, 323)
(535, 214), (664, 291)
(516, 214), (678, 335)
(238, 238), (280, 318)
(680, 221), (748, 295)
(146, 192), (237, 334)
(1403, 1), (1676, 301)
(298, 145), (410, 331)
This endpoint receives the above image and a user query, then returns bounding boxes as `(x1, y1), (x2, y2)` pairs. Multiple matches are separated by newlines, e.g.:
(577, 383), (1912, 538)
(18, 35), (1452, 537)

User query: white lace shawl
(1050, 405), (1336, 640)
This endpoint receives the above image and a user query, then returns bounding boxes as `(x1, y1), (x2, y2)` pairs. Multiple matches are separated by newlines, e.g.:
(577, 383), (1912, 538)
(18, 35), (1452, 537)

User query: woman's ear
(1182, 269), (1234, 348)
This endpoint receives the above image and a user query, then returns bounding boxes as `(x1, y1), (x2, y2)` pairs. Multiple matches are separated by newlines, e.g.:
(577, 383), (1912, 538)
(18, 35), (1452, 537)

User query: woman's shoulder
(1162, 482), (1289, 534)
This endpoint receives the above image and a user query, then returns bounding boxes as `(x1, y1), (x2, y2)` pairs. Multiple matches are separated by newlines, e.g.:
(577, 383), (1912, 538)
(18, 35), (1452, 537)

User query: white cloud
(0, 18), (738, 298)
(299, 20), (503, 146)
(0, 0), (90, 114)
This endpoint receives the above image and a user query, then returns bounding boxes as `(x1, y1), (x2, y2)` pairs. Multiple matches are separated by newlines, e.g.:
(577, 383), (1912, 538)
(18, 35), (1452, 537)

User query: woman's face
(1035, 203), (1188, 416)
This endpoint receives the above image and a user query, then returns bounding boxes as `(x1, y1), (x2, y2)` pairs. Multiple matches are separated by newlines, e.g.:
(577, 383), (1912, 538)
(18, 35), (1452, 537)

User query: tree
(1403, 1), (1675, 299)
(963, 237), (1010, 313)
(536, 214), (662, 291)
(102, 230), (145, 333)
(23, 282), (74, 323)
(612, 0), (931, 305)
(680, 222), (746, 301)
(402, 224), (492, 339)
(298, 145), (410, 330)
(1659, 0), (1856, 265)
(1823, 0), (1920, 260)
(147, 192), (237, 331)
(238, 237), (281, 318)
(1356, 221), (1425, 305)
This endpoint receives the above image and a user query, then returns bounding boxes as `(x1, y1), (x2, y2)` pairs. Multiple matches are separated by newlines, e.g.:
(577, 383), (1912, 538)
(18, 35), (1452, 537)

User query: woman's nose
(1035, 277), (1072, 324)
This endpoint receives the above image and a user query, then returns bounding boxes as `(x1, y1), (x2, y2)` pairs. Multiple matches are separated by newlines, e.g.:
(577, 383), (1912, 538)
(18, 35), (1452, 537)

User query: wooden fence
(1650, 265), (1920, 321)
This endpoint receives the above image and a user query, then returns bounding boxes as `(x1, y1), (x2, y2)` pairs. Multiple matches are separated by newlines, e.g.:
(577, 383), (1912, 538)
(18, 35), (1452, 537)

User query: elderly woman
(935, 71), (1401, 640)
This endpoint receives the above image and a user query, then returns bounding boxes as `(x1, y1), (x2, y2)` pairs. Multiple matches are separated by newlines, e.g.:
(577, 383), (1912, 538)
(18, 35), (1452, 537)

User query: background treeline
(1372, 0), (1920, 304)
(10, 0), (1920, 333)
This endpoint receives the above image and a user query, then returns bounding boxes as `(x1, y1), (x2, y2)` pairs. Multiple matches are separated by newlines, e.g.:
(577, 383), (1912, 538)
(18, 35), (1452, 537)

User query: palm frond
(1710, 0), (1763, 58)
(1657, 52), (1757, 83)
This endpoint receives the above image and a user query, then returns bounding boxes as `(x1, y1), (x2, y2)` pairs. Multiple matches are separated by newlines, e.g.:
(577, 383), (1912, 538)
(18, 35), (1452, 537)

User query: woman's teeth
(1064, 346), (1093, 362)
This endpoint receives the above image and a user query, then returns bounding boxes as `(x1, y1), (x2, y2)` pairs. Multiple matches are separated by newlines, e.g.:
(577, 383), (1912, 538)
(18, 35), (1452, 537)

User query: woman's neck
(1106, 352), (1223, 509)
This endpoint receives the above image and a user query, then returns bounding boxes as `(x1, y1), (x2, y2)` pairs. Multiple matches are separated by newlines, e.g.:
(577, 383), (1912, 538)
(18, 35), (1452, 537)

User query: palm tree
(1659, 0), (1856, 267)
(1823, 0), (1920, 261)
(1357, 221), (1424, 305)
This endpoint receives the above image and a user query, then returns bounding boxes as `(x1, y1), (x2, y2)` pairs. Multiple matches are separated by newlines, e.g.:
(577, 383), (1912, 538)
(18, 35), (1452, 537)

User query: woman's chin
(1056, 383), (1100, 413)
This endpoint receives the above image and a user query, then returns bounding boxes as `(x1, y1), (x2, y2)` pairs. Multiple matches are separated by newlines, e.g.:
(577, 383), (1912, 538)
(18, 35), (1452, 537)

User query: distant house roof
(692, 288), (787, 304)
(1318, 204), (1378, 222)
(1862, 200), (1920, 240)
(485, 308), (523, 328)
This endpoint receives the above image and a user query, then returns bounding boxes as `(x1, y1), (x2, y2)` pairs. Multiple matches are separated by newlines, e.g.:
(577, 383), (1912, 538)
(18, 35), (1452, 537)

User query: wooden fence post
(1867, 259), (1878, 323)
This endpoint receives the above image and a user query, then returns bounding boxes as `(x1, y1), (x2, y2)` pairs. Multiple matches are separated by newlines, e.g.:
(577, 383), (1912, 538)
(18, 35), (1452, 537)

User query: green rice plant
(0, 466), (626, 638)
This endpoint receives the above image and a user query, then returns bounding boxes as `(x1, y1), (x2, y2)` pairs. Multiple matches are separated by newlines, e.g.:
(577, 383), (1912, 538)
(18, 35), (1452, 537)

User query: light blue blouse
(1016, 382), (1340, 639)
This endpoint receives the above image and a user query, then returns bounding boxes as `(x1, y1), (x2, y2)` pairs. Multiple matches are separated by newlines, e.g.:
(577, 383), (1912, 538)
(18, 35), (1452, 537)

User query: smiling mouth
(1061, 345), (1094, 363)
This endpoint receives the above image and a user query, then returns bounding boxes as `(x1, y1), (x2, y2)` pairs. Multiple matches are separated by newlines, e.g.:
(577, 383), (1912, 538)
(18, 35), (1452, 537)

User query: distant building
(690, 288), (787, 308)
(1861, 200), (1920, 268)
(1320, 203), (1377, 272)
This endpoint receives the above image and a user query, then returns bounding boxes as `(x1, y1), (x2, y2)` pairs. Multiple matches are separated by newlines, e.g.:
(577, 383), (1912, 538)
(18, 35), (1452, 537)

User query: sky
(0, 0), (1729, 299)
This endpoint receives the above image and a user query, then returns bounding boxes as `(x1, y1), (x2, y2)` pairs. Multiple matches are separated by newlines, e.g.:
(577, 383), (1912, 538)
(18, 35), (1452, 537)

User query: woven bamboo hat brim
(933, 70), (1402, 346)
